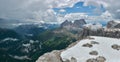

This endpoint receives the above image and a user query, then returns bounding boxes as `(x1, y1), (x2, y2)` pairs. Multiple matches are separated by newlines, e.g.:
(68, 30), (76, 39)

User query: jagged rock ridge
(61, 19), (86, 30)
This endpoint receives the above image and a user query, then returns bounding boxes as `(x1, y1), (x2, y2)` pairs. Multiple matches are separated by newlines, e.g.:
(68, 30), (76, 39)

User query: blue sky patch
(53, 2), (106, 16)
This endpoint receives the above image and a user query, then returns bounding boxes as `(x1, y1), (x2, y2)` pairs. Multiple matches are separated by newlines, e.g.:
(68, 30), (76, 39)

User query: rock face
(61, 20), (72, 28)
(36, 50), (62, 62)
(73, 19), (86, 28)
(107, 20), (120, 28)
(36, 50), (77, 62)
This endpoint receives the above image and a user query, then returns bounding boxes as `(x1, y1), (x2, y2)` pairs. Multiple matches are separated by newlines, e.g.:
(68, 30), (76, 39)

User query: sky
(0, 0), (120, 28)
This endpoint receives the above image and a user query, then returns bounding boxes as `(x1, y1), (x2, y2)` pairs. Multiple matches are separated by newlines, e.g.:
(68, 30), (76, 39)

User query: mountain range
(36, 19), (120, 62)
(0, 19), (86, 62)
(0, 19), (120, 62)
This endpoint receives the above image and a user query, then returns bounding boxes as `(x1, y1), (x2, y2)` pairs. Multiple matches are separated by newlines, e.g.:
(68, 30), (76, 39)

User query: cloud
(105, 0), (120, 19)
(56, 13), (88, 24)
(0, 0), (84, 27)
(83, 0), (108, 8)
(0, 0), (82, 20)
(57, 11), (113, 24)
(0, 0), (120, 28)
(64, 13), (88, 21)
(59, 9), (66, 12)
(84, 0), (120, 19)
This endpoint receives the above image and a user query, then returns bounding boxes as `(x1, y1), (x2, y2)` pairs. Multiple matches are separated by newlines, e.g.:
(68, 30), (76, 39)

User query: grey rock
(71, 57), (77, 62)
(86, 58), (97, 62)
(111, 44), (120, 50)
(63, 57), (77, 62)
(91, 41), (99, 45)
(73, 19), (86, 28)
(89, 51), (98, 55)
(60, 19), (86, 31)
(107, 20), (117, 28)
(36, 50), (62, 62)
(96, 56), (106, 62)
(61, 20), (72, 28)
(86, 56), (106, 62)
(82, 43), (93, 48)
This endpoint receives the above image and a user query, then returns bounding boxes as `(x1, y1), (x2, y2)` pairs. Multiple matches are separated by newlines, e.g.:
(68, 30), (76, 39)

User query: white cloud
(59, 9), (66, 12)
(84, 0), (120, 19)
(57, 11), (113, 24)
(105, 0), (120, 19)
(83, 0), (108, 8)
(0, 0), (120, 28)
(101, 11), (112, 18)
(57, 13), (88, 24)
(64, 13), (88, 21)
(0, 0), (84, 24)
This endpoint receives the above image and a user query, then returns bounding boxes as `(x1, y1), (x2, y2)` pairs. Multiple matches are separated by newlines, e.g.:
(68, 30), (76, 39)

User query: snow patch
(9, 55), (31, 60)
(2, 38), (18, 42)
(61, 36), (120, 62)
(22, 43), (30, 47)
(114, 20), (120, 23)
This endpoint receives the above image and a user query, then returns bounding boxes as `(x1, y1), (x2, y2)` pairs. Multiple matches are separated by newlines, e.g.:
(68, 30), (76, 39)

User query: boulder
(86, 56), (106, 62)
(36, 50), (62, 62)
(91, 41), (99, 45)
(111, 44), (120, 50)
(82, 43), (93, 48)
(89, 51), (98, 55)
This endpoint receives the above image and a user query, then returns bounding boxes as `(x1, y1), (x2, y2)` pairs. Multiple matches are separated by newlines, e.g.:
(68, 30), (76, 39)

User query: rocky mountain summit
(61, 19), (86, 30)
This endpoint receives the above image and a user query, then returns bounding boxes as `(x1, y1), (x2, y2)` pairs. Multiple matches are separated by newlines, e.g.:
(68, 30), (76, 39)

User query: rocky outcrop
(81, 23), (104, 37)
(36, 50), (78, 62)
(81, 23), (120, 38)
(36, 50), (62, 62)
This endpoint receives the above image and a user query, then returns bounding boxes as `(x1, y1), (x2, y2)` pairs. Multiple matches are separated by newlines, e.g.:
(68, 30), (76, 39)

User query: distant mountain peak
(61, 19), (86, 29)
(107, 20), (120, 28)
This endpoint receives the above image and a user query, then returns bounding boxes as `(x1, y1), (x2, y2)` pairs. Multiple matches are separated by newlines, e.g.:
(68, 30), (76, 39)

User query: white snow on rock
(0, 38), (18, 44)
(61, 36), (120, 62)
(114, 20), (120, 23)
(22, 43), (30, 47)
